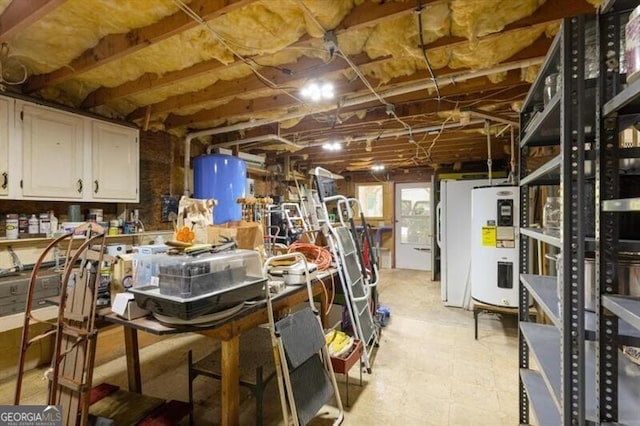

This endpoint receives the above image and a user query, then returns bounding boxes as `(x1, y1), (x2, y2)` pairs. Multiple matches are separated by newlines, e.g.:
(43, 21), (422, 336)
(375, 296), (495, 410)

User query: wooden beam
(164, 63), (531, 130)
(142, 25), (550, 126)
(292, 137), (507, 159)
(24, 0), (254, 93)
(129, 14), (551, 124)
(425, 0), (595, 51)
(84, 0), (424, 109)
(466, 108), (520, 126)
(278, 85), (529, 137)
(124, 52), (371, 120)
(0, 0), (66, 42)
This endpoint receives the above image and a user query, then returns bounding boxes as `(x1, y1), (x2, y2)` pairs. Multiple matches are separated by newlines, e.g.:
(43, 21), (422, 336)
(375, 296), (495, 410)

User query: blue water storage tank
(193, 154), (246, 224)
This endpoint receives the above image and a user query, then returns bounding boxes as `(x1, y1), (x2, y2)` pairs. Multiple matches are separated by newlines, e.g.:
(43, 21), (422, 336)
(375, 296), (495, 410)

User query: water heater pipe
(485, 120), (493, 185)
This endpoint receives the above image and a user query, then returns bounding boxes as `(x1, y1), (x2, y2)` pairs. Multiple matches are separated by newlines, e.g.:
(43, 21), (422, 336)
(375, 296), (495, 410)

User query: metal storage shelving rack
(518, 16), (590, 425)
(519, 3), (640, 425)
(597, 0), (640, 424)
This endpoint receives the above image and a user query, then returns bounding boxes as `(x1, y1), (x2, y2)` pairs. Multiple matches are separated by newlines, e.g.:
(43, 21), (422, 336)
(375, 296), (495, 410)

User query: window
(357, 184), (383, 218)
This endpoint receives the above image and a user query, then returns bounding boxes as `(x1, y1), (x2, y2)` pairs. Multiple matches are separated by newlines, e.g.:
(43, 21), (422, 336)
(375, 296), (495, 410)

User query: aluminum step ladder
(15, 223), (109, 426)
(311, 167), (379, 372)
(336, 197), (380, 302)
(263, 253), (344, 425)
(281, 202), (311, 240)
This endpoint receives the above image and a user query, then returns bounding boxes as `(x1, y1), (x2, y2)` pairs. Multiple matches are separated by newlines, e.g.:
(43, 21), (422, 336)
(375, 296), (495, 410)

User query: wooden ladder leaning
(14, 223), (110, 426)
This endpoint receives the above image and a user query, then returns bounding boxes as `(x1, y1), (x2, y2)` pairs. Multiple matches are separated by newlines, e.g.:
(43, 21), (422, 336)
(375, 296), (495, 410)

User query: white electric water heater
(470, 186), (519, 307)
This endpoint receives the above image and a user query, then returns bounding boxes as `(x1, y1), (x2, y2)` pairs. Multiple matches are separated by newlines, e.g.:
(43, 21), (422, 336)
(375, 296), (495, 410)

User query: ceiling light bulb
(322, 142), (341, 151)
(321, 82), (334, 99)
(301, 80), (335, 102)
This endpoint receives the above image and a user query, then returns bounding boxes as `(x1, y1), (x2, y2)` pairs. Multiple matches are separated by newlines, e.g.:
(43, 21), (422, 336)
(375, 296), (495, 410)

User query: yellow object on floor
(325, 329), (354, 358)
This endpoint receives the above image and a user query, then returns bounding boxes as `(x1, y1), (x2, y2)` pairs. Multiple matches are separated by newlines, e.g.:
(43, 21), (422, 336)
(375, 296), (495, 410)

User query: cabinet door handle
(94, 180), (99, 194)
(1, 172), (7, 189)
(77, 179), (83, 193)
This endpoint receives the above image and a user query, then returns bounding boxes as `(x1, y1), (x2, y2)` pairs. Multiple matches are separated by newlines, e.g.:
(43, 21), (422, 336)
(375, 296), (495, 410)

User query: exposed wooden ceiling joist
(84, 0), (426, 109)
(0, 0), (66, 43)
(130, 9), (557, 124)
(25, 0), (255, 93)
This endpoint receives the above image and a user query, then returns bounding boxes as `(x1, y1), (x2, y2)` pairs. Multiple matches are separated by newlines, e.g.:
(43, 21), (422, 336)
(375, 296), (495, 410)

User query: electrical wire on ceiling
(426, 114), (454, 163)
(294, 0), (415, 136)
(0, 43), (27, 91)
(173, 0), (308, 107)
(415, 0), (441, 100)
(437, 86), (527, 108)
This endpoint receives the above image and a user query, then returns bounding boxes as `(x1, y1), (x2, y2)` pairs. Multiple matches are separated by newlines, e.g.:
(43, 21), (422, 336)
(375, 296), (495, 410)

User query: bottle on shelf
(543, 196), (562, 230)
(28, 214), (39, 234)
(49, 211), (58, 236)
(18, 214), (28, 234)
(38, 212), (50, 236)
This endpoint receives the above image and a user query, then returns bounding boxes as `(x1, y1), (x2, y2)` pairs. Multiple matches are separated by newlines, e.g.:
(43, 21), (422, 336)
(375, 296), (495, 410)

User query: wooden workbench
(102, 271), (333, 426)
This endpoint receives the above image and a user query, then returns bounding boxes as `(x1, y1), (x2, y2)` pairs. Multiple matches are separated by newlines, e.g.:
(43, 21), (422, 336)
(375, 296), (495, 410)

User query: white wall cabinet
(1, 96), (139, 202)
(20, 103), (84, 199)
(91, 121), (138, 201)
(0, 98), (9, 197)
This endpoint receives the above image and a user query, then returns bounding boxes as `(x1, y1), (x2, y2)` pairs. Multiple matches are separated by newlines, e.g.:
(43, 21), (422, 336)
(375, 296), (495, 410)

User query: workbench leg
(474, 309), (479, 340)
(123, 327), (142, 393)
(220, 336), (240, 426)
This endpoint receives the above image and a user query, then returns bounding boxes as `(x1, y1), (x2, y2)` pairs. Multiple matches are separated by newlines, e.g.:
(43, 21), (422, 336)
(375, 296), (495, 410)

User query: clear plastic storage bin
(129, 249), (266, 320)
(157, 249), (262, 298)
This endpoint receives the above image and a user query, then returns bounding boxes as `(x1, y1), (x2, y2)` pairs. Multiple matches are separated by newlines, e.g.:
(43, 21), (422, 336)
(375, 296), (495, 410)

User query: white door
(395, 182), (431, 270)
(21, 104), (84, 199)
(92, 121), (139, 201)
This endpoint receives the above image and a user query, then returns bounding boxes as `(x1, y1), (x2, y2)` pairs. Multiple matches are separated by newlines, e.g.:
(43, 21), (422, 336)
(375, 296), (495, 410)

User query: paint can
(5, 214), (18, 239)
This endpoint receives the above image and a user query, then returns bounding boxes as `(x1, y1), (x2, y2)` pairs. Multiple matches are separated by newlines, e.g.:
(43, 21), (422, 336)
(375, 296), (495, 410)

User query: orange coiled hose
(287, 241), (333, 270)
(287, 241), (335, 313)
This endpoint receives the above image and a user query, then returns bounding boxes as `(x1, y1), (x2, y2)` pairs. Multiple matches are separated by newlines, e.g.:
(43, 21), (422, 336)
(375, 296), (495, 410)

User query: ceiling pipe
(305, 119), (486, 147)
(180, 56), (543, 136)
(206, 134), (300, 152)
(182, 56), (543, 194)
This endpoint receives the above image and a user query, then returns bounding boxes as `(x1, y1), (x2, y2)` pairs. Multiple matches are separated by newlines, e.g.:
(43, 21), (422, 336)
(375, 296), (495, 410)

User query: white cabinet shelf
(20, 103), (85, 199)
(1, 94), (139, 202)
(91, 121), (138, 201)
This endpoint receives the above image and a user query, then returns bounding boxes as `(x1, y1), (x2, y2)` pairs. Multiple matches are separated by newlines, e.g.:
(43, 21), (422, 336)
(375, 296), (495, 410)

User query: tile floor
(0, 268), (520, 425)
